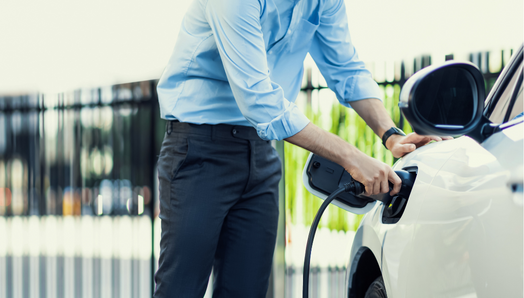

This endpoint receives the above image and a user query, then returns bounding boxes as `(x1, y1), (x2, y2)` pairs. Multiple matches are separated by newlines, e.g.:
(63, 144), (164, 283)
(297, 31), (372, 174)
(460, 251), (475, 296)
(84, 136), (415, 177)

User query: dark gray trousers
(154, 121), (281, 298)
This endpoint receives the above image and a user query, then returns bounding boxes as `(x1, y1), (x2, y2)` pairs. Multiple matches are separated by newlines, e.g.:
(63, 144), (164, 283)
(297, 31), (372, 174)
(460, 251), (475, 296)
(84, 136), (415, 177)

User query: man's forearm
(284, 122), (359, 170)
(350, 98), (404, 150)
(285, 98), (395, 163)
(350, 98), (396, 138)
(284, 121), (402, 195)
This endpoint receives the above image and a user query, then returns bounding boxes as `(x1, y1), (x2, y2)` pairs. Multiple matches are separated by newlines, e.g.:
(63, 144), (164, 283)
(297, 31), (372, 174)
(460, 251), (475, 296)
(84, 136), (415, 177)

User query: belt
(166, 120), (262, 141)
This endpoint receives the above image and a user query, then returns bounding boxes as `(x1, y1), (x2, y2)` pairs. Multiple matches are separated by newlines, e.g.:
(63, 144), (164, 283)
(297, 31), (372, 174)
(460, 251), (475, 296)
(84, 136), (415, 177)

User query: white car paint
(348, 121), (523, 297)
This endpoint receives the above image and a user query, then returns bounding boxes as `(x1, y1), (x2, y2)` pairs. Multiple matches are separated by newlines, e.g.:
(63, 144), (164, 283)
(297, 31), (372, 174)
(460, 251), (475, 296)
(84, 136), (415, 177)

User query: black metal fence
(0, 81), (164, 298)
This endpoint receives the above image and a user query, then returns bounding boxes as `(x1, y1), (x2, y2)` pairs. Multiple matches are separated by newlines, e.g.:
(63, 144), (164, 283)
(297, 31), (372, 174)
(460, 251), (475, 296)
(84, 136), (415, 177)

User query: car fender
(348, 138), (466, 297)
(346, 212), (383, 298)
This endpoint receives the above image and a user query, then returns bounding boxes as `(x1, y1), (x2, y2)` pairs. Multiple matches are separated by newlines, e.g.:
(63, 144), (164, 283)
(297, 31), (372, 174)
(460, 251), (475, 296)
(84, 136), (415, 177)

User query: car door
(403, 50), (523, 297)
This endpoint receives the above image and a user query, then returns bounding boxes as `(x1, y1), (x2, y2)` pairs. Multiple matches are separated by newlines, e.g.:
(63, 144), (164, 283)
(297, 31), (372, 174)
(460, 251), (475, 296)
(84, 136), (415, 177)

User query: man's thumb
(401, 143), (416, 153)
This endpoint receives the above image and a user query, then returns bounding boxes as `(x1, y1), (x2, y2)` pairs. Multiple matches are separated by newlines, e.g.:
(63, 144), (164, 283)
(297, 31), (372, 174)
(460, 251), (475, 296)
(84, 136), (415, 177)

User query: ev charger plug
(302, 153), (414, 298)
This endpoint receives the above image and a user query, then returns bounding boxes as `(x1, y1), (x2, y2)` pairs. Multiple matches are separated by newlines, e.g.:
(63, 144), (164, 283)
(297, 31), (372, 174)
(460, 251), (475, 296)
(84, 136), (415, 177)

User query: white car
(302, 45), (523, 297)
(342, 45), (523, 297)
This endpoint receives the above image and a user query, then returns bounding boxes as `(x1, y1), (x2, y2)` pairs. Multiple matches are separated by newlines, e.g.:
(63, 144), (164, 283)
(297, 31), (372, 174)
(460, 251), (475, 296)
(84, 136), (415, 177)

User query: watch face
(382, 127), (406, 149)
(394, 127), (406, 136)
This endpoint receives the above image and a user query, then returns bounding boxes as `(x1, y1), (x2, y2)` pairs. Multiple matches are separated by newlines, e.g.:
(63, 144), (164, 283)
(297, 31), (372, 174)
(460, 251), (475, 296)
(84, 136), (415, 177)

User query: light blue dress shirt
(157, 0), (381, 141)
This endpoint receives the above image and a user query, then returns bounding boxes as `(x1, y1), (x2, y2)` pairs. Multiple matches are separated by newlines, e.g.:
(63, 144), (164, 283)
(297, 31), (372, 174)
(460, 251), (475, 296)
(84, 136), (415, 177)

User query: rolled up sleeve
(205, 0), (310, 140)
(309, 0), (382, 108)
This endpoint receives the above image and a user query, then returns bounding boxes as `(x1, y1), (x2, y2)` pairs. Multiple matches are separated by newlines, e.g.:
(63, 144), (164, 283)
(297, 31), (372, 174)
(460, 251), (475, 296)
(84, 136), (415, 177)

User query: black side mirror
(399, 62), (491, 142)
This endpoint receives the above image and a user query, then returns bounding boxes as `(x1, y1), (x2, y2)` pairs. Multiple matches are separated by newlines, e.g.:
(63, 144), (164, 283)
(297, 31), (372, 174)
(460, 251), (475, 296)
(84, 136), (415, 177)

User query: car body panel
(349, 138), (465, 297)
(349, 122), (523, 297)
(406, 122), (523, 297)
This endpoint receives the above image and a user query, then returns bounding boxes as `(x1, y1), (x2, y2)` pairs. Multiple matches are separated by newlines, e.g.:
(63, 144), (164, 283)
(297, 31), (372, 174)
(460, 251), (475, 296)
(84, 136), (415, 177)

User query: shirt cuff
(255, 103), (310, 141)
(340, 74), (383, 108)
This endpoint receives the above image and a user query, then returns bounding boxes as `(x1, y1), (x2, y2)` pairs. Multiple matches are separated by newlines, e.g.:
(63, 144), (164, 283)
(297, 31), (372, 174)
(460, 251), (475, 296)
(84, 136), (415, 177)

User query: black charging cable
(302, 180), (364, 298)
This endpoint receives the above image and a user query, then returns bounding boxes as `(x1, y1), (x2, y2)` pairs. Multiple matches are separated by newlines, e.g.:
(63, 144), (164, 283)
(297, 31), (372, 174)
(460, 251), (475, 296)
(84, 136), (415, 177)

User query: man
(154, 0), (443, 297)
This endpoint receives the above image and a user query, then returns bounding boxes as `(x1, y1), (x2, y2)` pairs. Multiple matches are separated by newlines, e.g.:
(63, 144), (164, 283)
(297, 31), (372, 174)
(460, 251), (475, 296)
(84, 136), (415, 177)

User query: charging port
(381, 167), (417, 224)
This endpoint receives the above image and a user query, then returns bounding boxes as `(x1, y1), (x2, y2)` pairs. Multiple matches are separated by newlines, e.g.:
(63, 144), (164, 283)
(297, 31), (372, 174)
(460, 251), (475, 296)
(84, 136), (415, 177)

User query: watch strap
(382, 127), (406, 150)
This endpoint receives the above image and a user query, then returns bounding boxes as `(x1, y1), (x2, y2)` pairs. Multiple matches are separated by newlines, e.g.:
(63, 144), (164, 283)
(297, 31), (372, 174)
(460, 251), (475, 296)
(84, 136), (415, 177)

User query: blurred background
(0, 0), (522, 297)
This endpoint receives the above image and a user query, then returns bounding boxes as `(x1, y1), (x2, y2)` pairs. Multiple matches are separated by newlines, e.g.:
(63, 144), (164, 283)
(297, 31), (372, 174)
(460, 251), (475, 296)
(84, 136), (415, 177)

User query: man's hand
(386, 133), (453, 158)
(285, 123), (403, 196)
(345, 150), (402, 196)
(350, 98), (452, 158)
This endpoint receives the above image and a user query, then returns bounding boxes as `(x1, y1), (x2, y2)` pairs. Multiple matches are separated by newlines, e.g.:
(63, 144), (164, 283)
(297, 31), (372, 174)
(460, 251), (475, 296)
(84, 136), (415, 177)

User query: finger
(364, 182), (373, 196)
(402, 134), (430, 146)
(380, 174), (389, 194)
(402, 143), (416, 152)
(442, 136), (454, 140)
(406, 132), (429, 142)
(373, 178), (380, 195)
(416, 135), (440, 143)
(388, 170), (402, 196)
(392, 143), (416, 158)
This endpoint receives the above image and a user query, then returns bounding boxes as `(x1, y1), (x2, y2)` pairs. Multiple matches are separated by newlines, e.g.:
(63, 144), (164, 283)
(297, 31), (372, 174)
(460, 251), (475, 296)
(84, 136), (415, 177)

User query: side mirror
(399, 61), (491, 142)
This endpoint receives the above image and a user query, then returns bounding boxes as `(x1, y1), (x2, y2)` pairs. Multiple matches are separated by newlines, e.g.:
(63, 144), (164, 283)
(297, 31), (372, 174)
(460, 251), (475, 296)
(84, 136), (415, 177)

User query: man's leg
(212, 140), (282, 298)
(154, 126), (251, 298)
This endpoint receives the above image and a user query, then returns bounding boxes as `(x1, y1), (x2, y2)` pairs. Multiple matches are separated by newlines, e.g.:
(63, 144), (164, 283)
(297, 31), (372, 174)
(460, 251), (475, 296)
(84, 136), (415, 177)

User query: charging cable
(302, 180), (364, 298)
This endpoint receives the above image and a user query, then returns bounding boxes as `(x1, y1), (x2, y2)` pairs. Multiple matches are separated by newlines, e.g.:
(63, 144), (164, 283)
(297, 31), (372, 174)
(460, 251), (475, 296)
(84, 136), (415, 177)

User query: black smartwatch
(382, 127), (406, 150)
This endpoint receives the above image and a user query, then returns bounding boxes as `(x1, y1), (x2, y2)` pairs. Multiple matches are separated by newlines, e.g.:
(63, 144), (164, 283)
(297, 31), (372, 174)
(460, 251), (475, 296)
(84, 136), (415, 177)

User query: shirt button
(232, 129), (237, 135)
(268, 50), (273, 55)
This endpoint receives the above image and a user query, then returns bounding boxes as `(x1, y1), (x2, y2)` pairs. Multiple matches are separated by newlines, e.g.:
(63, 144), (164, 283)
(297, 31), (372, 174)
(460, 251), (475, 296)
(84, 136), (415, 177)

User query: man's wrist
(340, 142), (361, 169)
(382, 127), (406, 150)
(385, 134), (403, 151)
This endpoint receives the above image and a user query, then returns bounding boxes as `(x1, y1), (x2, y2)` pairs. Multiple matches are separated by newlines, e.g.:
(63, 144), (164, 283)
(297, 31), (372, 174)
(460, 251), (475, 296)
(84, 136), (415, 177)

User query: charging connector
(301, 155), (415, 297)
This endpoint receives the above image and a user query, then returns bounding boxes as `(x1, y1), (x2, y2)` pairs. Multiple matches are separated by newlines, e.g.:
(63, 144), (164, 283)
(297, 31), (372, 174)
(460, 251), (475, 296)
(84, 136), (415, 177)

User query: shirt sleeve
(309, 0), (382, 108)
(204, 0), (310, 141)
